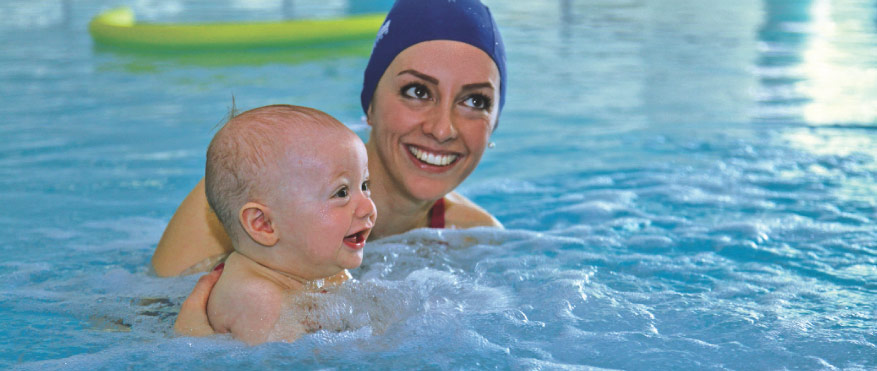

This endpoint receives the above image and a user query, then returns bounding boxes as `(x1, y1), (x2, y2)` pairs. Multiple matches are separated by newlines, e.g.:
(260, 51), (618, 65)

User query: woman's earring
(488, 142), (496, 149)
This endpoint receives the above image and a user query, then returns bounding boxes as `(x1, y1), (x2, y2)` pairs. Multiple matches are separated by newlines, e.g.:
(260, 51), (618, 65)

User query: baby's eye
(463, 94), (492, 111)
(334, 186), (349, 198)
(402, 84), (430, 100)
(361, 180), (370, 193)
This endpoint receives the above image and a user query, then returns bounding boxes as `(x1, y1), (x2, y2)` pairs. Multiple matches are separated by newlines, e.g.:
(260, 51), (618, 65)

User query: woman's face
(367, 40), (500, 202)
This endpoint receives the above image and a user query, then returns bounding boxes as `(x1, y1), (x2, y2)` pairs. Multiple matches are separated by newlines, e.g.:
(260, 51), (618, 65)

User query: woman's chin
(404, 178), (458, 202)
(399, 155), (468, 200)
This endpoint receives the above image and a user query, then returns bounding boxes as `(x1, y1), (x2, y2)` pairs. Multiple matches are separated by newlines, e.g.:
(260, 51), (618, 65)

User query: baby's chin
(342, 256), (364, 270)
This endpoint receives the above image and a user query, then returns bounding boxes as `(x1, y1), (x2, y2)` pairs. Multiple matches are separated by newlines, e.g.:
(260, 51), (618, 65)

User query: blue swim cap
(360, 0), (507, 116)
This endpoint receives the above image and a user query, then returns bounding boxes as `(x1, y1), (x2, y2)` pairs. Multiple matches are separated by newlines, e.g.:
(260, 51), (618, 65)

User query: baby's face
(269, 129), (376, 280)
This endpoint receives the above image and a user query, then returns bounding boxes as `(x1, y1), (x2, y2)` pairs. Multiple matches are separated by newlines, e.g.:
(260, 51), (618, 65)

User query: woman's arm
(443, 191), (503, 229)
(152, 178), (234, 277)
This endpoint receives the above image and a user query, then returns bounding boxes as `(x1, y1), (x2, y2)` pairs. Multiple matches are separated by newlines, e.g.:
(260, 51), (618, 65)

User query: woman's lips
(406, 145), (460, 168)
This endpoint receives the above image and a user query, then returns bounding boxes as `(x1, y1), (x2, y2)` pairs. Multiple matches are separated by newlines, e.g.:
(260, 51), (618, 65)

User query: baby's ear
(239, 202), (278, 247)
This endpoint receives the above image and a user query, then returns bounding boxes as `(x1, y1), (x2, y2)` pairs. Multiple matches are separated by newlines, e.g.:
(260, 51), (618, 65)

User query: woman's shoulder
(443, 191), (503, 229)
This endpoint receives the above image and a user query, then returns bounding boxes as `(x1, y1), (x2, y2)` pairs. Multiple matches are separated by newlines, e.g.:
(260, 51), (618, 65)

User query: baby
(203, 104), (376, 345)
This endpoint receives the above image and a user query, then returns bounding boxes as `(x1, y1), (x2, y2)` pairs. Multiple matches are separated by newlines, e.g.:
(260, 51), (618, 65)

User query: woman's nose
(422, 104), (458, 143)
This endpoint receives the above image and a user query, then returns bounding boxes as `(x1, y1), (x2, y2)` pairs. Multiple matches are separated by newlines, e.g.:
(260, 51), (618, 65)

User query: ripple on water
(2, 221), (874, 369)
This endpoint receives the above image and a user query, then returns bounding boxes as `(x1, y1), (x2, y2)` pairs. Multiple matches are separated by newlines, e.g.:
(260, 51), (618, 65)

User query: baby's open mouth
(343, 230), (368, 248)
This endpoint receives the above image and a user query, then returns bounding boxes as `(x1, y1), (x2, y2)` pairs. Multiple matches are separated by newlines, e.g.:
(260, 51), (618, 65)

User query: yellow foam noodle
(88, 7), (385, 51)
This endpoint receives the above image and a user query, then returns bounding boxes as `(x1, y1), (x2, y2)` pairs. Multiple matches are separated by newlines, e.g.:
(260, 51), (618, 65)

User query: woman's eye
(402, 84), (430, 100)
(463, 94), (492, 110)
(334, 187), (349, 198)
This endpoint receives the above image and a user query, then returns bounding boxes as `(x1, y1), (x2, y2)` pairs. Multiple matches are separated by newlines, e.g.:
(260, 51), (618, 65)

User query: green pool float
(88, 7), (385, 51)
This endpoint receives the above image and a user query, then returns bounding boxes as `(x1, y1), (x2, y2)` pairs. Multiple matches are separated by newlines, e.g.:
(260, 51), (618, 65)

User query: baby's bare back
(206, 253), (291, 345)
(206, 252), (341, 345)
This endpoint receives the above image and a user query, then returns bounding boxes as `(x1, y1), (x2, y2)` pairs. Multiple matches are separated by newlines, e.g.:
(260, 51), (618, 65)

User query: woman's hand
(173, 264), (223, 337)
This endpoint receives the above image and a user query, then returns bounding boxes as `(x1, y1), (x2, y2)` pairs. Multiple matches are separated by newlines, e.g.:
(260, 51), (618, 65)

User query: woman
(153, 0), (507, 278)
(165, 0), (508, 334)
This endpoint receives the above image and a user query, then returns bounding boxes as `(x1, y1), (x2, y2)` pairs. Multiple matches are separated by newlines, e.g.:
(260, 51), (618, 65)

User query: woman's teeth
(408, 146), (458, 166)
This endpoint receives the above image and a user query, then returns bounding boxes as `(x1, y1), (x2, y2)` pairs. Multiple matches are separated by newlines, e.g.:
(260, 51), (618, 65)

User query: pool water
(2, 0), (876, 369)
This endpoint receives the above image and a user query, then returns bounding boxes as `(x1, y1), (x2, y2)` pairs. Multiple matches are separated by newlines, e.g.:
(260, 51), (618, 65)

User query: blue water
(2, 0), (876, 369)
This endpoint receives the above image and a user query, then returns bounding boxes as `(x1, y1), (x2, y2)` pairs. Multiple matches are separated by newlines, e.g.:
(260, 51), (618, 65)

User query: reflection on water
(641, 0), (761, 125)
(756, 0), (877, 124)
(779, 125), (877, 204)
(499, 0), (877, 127)
(754, 0), (813, 122)
(800, 0), (877, 124)
(784, 127), (876, 156)
(758, 0), (877, 204)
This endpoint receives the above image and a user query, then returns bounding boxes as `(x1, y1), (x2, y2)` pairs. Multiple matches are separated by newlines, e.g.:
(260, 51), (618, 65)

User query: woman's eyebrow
(397, 69), (438, 85)
(461, 82), (495, 91)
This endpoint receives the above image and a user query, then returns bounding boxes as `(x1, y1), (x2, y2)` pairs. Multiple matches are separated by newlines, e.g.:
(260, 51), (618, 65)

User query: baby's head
(206, 104), (376, 280)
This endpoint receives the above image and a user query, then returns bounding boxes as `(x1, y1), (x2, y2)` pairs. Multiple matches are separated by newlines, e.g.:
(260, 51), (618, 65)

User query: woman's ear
(366, 103), (374, 127)
(239, 202), (279, 247)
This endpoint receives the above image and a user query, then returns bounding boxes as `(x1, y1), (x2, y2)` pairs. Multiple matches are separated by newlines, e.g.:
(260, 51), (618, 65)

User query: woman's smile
(406, 144), (462, 168)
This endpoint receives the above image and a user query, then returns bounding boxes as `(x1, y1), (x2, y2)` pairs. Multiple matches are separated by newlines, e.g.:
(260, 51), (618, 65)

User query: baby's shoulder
(208, 265), (285, 334)
(215, 269), (285, 310)
(443, 192), (503, 229)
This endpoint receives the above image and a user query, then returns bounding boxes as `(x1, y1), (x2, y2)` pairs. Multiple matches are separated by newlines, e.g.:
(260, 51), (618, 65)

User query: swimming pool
(2, 0), (876, 368)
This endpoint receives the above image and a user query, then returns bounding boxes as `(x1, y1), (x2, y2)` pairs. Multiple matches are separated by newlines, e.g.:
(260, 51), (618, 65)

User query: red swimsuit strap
(428, 197), (446, 229)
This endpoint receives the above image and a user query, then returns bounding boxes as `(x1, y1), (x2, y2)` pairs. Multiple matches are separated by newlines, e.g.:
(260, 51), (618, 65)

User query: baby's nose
(356, 195), (377, 223)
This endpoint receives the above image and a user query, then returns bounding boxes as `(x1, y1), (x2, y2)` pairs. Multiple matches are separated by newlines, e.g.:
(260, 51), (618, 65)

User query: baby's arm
(207, 276), (285, 345)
